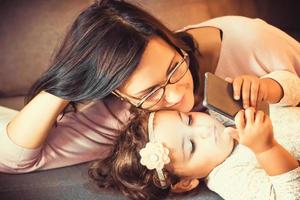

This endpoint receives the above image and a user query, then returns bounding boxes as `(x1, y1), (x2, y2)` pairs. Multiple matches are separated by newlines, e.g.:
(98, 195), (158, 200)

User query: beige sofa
(0, 0), (299, 200)
(0, 0), (299, 110)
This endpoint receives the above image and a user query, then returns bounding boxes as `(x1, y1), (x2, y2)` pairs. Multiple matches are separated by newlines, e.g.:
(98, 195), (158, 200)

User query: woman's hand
(231, 107), (276, 154)
(225, 75), (283, 109)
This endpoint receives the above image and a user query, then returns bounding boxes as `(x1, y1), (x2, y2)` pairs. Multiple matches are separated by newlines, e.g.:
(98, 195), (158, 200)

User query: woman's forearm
(7, 91), (69, 149)
(255, 142), (299, 176)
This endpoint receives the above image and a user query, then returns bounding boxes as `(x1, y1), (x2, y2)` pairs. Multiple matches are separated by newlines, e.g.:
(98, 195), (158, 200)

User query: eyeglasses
(113, 49), (190, 109)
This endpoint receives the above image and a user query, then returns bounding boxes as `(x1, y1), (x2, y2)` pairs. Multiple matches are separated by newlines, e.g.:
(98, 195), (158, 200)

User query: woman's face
(153, 110), (234, 179)
(118, 36), (195, 112)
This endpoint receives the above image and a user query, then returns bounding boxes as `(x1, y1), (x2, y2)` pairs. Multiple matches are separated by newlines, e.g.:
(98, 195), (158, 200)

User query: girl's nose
(195, 126), (214, 139)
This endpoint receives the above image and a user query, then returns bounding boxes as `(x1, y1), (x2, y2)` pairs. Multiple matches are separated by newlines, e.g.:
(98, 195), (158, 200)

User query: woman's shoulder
(179, 16), (263, 32)
(180, 16), (269, 45)
(179, 16), (265, 55)
(186, 26), (222, 57)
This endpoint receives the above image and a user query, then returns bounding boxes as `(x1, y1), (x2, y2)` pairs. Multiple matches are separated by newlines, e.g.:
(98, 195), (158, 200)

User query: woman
(89, 71), (300, 200)
(0, 0), (299, 173)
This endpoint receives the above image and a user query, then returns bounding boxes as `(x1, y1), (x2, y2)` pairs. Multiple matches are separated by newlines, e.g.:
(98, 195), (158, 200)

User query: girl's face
(117, 36), (195, 112)
(153, 110), (234, 179)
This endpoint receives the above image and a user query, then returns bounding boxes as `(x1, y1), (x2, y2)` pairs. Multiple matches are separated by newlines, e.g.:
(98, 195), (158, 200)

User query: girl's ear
(170, 178), (199, 193)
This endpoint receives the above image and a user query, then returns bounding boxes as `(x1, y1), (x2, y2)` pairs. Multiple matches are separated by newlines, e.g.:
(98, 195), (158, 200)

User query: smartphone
(203, 72), (269, 120)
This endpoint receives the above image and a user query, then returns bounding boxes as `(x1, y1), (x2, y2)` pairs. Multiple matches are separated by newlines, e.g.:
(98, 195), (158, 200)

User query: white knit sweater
(206, 71), (300, 200)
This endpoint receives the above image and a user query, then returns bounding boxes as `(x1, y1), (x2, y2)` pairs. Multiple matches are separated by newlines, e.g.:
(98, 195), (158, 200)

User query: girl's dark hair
(88, 107), (181, 200)
(25, 0), (200, 110)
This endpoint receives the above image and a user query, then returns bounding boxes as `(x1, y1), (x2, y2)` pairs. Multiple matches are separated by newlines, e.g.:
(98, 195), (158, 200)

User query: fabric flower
(139, 142), (170, 170)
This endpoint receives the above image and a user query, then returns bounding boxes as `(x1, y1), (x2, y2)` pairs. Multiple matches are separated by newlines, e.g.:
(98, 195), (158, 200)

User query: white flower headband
(139, 112), (170, 188)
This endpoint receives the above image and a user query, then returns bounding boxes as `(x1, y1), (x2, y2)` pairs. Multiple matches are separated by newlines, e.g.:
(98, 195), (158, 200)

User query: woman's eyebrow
(133, 52), (177, 96)
(165, 51), (177, 75)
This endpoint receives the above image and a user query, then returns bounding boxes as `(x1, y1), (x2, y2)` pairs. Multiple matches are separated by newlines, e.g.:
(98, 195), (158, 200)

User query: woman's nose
(164, 85), (184, 106)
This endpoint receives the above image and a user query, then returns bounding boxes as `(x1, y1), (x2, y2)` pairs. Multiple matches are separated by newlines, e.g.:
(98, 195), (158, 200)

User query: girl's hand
(225, 75), (268, 109)
(231, 107), (276, 154)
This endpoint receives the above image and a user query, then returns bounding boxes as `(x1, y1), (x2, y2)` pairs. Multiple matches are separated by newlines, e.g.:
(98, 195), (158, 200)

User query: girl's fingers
(242, 79), (251, 108)
(233, 77), (243, 100)
(245, 107), (255, 124)
(250, 81), (259, 108)
(235, 110), (246, 130)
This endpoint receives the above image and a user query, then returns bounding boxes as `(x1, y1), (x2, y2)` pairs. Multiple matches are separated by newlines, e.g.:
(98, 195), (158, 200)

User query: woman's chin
(179, 94), (195, 112)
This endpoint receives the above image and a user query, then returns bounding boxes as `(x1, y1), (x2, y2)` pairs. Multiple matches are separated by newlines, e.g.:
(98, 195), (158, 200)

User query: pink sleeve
(0, 97), (130, 174)
(262, 70), (300, 106)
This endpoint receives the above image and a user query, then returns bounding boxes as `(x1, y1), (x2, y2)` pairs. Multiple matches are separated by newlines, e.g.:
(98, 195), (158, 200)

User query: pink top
(1, 16), (300, 173)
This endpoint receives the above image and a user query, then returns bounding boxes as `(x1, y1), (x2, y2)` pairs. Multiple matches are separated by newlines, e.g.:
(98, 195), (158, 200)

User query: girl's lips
(213, 125), (219, 144)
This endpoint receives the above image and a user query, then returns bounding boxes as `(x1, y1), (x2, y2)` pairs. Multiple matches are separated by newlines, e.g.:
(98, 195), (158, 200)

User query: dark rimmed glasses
(113, 49), (190, 109)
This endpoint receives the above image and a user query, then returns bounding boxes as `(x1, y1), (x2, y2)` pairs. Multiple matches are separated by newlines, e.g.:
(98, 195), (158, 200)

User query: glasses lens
(140, 88), (164, 109)
(170, 55), (189, 84)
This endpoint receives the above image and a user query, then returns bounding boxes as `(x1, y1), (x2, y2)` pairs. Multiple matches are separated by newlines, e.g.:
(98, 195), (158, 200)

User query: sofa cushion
(0, 162), (223, 200)
(0, 96), (25, 110)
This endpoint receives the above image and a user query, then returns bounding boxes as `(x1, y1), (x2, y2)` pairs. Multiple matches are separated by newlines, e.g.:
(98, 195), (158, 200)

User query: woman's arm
(7, 91), (69, 149)
(0, 95), (125, 173)
(262, 70), (300, 107)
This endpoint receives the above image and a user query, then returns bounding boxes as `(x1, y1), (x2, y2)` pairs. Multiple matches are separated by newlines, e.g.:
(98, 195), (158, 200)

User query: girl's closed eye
(186, 137), (195, 158)
(187, 114), (193, 126)
(181, 113), (193, 126)
(190, 139), (195, 155)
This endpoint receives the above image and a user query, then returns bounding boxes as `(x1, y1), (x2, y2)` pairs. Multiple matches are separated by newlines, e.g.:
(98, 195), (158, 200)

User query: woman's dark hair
(88, 107), (181, 200)
(25, 0), (200, 107)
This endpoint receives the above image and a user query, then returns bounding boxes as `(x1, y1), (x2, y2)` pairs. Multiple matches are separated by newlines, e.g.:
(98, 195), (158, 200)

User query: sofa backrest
(0, 0), (299, 97)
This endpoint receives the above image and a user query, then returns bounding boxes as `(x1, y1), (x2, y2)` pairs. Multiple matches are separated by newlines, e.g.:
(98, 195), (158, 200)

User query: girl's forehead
(153, 111), (184, 141)
(154, 110), (179, 127)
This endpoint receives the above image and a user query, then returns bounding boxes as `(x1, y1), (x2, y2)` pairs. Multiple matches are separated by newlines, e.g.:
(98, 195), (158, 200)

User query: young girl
(89, 71), (300, 200)
(1, 0), (300, 173)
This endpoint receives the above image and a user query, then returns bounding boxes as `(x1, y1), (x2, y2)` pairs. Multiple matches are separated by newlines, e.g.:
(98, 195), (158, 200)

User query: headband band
(139, 112), (170, 188)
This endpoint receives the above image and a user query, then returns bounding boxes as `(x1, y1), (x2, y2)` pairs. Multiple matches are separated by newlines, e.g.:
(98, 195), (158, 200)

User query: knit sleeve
(269, 166), (300, 200)
(262, 70), (300, 106)
(206, 146), (300, 200)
